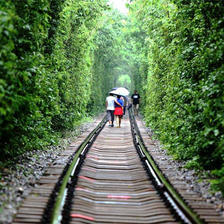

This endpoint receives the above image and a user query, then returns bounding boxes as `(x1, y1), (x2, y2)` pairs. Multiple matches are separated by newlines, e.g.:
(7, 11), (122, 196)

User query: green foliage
(0, 0), (106, 161)
(44, 0), (66, 54)
(0, 0), (51, 159)
(125, 3), (149, 105)
(51, 0), (106, 129)
(211, 168), (224, 193)
(117, 75), (131, 89)
(129, 0), (224, 194)
(90, 9), (132, 112)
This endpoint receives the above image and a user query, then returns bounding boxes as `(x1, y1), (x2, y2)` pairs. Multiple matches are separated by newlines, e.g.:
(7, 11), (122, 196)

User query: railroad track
(13, 111), (224, 224)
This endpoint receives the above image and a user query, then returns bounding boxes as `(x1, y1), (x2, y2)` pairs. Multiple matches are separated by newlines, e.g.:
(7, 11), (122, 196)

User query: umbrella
(110, 87), (129, 96)
(111, 87), (118, 91)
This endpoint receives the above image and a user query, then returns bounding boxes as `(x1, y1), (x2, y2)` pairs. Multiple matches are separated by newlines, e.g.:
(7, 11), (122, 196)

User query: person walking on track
(106, 93), (116, 127)
(114, 95), (124, 128)
(131, 90), (140, 116)
(121, 96), (128, 115)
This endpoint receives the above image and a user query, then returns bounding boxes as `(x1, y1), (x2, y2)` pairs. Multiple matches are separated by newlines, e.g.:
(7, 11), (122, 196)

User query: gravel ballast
(0, 117), (98, 224)
(138, 117), (224, 218)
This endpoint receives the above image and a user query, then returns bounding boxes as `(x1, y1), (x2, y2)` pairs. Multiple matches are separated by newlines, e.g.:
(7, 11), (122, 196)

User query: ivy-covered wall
(90, 10), (130, 112)
(129, 0), (224, 193)
(0, 0), (106, 161)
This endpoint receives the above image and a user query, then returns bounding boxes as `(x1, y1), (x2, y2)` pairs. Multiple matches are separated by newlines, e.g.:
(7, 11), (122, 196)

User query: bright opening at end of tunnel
(109, 0), (129, 14)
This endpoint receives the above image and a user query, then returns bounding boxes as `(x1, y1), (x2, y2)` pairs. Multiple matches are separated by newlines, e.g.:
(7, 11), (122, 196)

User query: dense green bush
(50, 0), (106, 130)
(0, 0), (51, 159)
(90, 10), (131, 112)
(0, 0), (106, 161)
(129, 0), (224, 193)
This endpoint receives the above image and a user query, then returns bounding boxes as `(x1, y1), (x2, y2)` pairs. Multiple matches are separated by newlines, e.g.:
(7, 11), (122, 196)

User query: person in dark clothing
(121, 96), (128, 115)
(131, 90), (140, 116)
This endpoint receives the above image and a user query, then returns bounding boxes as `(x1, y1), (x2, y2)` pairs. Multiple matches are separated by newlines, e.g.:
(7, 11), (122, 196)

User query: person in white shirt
(106, 93), (116, 127)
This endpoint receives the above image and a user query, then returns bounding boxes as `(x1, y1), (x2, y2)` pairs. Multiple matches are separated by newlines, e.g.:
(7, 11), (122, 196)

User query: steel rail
(47, 116), (107, 224)
(128, 109), (204, 224)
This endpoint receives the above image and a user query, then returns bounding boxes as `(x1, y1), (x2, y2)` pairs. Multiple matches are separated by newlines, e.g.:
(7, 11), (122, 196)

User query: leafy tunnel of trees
(0, 0), (224, 194)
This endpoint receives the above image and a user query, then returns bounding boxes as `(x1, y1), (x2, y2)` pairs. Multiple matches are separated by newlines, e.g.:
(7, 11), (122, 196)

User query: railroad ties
(69, 119), (176, 223)
(13, 115), (224, 224)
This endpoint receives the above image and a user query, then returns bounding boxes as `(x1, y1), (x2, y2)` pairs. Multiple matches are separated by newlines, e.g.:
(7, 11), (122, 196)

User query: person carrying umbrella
(114, 95), (124, 128)
(110, 87), (129, 97)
